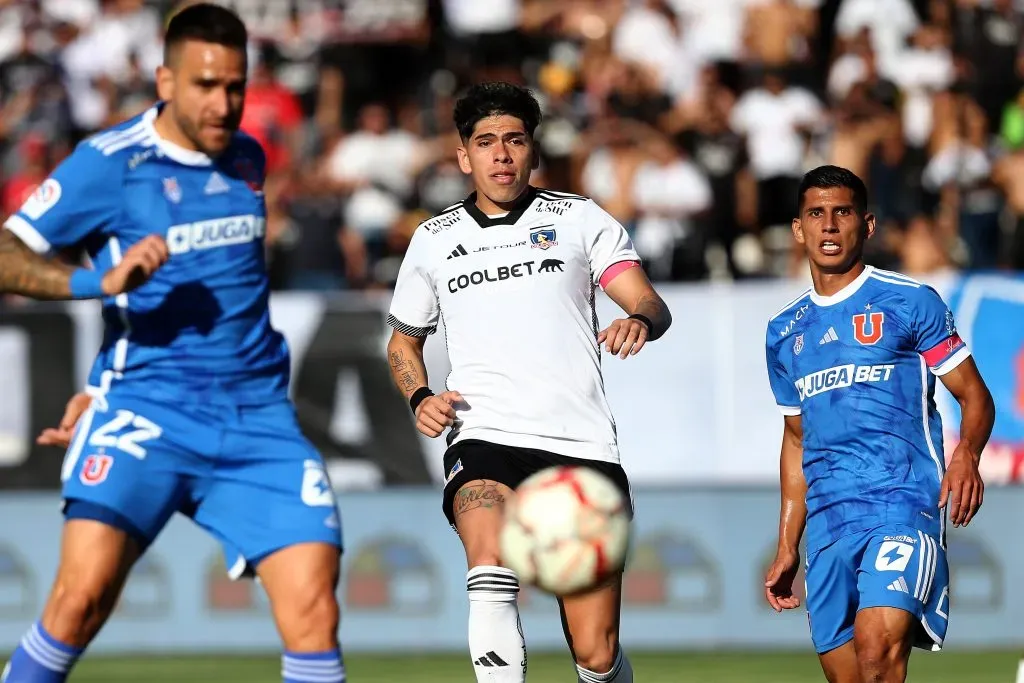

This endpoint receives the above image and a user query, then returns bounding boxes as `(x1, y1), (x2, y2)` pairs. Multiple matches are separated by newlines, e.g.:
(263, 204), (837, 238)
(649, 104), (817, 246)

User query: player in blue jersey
(762, 166), (995, 683)
(0, 5), (345, 683)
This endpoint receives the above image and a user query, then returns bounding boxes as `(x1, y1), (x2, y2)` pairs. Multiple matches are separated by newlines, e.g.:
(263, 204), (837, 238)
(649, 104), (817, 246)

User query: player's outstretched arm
(0, 229), (168, 300)
(766, 414), (807, 612)
(598, 265), (672, 358)
(0, 228), (77, 299)
(937, 357), (995, 527)
(386, 329), (462, 438)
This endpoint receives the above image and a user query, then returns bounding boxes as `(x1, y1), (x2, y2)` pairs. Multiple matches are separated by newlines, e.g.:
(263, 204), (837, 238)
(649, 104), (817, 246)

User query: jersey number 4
(88, 410), (163, 459)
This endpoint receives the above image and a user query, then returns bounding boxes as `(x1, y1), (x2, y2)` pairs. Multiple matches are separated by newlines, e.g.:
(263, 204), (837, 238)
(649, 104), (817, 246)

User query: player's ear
(530, 143), (540, 170)
(155, 65), (174, 103)
(791, 218), (805, 245)
(456, 144), (472, 175)
(863, 212), (876, 240)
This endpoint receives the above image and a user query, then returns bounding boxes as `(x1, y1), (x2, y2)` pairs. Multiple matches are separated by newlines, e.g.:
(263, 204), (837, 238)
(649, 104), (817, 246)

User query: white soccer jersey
(388, 187), (641, 463)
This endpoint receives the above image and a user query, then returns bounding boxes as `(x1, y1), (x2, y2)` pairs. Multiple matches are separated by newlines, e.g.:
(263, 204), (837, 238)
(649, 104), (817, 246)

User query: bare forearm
(632, 291), (672, 339)
(0, 229), (74, 299)
(778, 440), (807, 554)
(387, 337), (429, 398)
(956, 387), (995, 461)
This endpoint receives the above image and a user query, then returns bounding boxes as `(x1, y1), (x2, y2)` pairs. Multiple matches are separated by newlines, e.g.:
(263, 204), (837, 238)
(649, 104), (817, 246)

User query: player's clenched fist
(764, 550), (802, 613)
(102, 235), (169, 296)
(415, 390), (464, 438)
(598, 317), (649, 359)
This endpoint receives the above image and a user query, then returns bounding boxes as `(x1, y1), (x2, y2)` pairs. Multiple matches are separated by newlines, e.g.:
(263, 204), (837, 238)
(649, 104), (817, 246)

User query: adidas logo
(473, 651), (509, 668)
(204, 172), (230, 195)
(447, 244), (468, 259)
(819, 327), (839, 345)
(887, 577), (910, 594)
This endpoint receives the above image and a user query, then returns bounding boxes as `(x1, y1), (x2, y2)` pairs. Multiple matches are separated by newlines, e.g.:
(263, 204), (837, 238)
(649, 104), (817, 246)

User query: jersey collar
(142, 105), (214, 167)
(462, 186), (538, 228)
(810, 265), (874, 307)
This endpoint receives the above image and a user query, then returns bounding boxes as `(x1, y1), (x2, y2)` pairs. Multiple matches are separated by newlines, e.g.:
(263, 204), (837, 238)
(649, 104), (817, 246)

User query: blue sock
(2, 622), (84, 682)
(282, 649), (345, 683)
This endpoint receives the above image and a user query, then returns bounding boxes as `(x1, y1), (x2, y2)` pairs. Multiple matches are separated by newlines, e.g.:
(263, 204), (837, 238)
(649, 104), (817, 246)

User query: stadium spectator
(3, 0), (1024, 308)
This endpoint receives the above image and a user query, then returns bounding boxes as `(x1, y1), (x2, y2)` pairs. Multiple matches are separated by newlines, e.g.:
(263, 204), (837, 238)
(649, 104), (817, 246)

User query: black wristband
(629, 313), (660, 340)
(409, 386), (434, 414)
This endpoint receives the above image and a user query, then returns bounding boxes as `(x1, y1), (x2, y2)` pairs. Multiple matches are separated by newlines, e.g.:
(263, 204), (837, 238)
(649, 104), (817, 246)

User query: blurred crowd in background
(2, 0), (1024, 294)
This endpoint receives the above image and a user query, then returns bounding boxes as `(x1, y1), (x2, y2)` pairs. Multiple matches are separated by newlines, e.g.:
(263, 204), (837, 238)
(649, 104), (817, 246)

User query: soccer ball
(499, 466), (631, 596)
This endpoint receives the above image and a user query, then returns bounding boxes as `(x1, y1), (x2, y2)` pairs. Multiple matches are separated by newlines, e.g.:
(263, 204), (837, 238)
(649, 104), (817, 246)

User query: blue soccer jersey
(3, 106), (341, 577)
(765, 266), (969, 554)
(4, 106), (290, 404)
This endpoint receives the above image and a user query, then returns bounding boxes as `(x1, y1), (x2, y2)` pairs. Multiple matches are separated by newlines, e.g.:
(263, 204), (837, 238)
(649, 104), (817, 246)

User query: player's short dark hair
(453, 82), (542, 141)
(797, 165), (869, 214)
(164, 3), (248, 65)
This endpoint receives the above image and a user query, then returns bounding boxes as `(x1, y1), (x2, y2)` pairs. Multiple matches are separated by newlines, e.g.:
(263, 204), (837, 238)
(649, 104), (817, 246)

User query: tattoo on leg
(454, 482), (506, 517)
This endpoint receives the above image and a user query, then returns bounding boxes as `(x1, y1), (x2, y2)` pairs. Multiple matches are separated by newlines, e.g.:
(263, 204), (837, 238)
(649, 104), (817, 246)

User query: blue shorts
(60, 389), (343, 579)
(805, 525), (949, 654)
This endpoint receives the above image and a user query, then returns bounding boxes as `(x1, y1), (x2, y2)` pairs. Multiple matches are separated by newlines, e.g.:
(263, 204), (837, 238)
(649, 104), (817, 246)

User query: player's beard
(177, 112), (235, 158)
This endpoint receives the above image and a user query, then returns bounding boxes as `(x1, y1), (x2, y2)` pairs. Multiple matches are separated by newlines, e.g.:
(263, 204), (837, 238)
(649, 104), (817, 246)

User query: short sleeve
(387, 229), (439, 337)
(3, 143), (120, 255)
(766, 331), (801, 415)
(583, 201), (641, 288)
(909, 286), (970, 376)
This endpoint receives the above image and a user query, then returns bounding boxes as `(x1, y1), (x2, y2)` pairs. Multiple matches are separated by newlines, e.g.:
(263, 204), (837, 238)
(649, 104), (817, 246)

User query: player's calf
(3, 519), (139, 682)
(455, 480), (527, 682)
(559, 575), (632, 682)
(853, 607), (915, 683)
(258, 543), (345, 683)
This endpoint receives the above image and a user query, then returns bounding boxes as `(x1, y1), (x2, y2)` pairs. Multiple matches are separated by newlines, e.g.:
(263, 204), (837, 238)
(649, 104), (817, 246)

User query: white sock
(1015, 659), (1024, 683)
(467, 566), (526, 682)
(577, 647), (632, 683)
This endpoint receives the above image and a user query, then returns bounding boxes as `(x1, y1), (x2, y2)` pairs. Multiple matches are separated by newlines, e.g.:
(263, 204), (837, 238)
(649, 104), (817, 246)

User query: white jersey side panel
(388, 189), (640, 463)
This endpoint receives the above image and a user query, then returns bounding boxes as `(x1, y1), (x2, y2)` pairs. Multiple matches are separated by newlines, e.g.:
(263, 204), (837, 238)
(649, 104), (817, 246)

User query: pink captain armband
(599, 260), (641, 289)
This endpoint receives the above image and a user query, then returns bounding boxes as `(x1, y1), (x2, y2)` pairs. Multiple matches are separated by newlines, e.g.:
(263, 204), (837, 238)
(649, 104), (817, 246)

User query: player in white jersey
(386, 82), (671, 683)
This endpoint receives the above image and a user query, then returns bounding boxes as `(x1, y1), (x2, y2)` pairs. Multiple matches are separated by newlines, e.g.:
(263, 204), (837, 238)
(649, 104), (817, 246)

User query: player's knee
(279, 583), (340, 651)
(854, 632), (907, 682)
(43, 572), (118, 645)
(570, 625), (618, 674)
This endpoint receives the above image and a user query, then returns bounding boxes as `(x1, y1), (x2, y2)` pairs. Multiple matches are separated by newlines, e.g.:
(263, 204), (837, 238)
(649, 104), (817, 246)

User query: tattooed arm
(597, 264), (672, 357)
(386, 329), (429, 399)
(0, 229), (76, 299)
(387, 328), (463, 438)
(0, 228), (169, 300)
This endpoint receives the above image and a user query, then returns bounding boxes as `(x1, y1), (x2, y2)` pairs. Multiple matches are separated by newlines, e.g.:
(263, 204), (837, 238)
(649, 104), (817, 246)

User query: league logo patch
(530, 228), (557, 250)
(162, 177), (182, 204)
(853, 311), (885, 345)
(793, 333), (804, 355)
(446, 458), (463, 484)
(80, 454), (113, 486)
(19, 178), (61, 220)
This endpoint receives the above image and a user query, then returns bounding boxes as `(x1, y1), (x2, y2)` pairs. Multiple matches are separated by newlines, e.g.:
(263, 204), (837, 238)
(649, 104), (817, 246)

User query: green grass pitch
(61, 650), (1020, 682)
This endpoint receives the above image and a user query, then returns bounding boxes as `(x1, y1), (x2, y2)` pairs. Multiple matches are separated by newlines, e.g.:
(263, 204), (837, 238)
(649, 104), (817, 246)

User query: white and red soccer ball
(499, 466), (632, 596)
